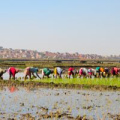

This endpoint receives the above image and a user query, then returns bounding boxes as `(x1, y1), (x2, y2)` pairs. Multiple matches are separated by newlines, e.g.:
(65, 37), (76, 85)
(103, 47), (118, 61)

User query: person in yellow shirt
(54, 67), (63, 78)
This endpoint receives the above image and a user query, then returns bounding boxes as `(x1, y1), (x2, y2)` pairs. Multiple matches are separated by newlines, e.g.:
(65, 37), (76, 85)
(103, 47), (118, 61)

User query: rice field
(2, 72), (120, 88)
(1, 66), (120, 119)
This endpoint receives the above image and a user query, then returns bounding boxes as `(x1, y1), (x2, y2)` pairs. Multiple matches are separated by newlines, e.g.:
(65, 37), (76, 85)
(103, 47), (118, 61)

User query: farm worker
(68, 67), (74, 78)
(79, 68), (88, 77)
(104, 67), (110, 77)
(79, 68), (83, 77)
(111, 67), (119, 76)
(96, 67), (100, 77)
(88, 68), (93, 78)
(100, 67), (104, 72)
(99, 67), (104, 77)
(91, 68), (96, 77)
(42, 68), (53, 78)
(54, 67), (63, 78)
(0, 68), (6, 79)
(7, 67), (19, 80)
(114, 67), (119, 75)
(96, 67), (100, 72)
(24, 67), (41, 79)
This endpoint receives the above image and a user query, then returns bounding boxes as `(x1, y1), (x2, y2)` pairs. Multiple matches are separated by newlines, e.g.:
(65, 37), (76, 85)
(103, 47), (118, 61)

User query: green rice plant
(22, 77), (120, 87)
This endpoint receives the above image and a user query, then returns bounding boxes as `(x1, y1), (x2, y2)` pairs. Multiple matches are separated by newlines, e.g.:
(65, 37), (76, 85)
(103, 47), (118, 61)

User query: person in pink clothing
(111, 67), (119, 76)
(7, 67), (19, 80)
(88, 68), (93, 78)
(79, 68), (88, 78)
(79, 68), (83, 76)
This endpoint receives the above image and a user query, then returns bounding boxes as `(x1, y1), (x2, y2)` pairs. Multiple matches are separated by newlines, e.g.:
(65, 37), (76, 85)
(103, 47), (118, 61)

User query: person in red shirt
(7, 67), (19, 80)
(68, 67), (74, 78)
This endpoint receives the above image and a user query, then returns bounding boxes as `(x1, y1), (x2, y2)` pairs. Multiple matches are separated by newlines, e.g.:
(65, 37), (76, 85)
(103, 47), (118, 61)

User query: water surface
(0, 87), (120, 119)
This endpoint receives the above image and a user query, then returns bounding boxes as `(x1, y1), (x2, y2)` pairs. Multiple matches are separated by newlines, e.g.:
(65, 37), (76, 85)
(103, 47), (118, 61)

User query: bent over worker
(111, 67), (119, 76)
(7, 67), (19, 80)
(54, 67), (63, 78)
(42, 68), (53, 78)
(24, 67), (41, 79)
(68, 67), (74, 78)
(79, 68), (88, 78)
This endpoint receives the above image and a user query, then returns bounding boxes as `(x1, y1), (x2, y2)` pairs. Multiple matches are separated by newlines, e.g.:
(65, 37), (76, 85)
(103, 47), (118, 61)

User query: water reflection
(8, 86), (18, 93)
(0, 87), (120, 119)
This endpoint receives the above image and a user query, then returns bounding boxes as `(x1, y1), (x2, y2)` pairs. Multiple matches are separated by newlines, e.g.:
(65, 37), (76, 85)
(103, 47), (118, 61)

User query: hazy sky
(0, 0), (120, 55)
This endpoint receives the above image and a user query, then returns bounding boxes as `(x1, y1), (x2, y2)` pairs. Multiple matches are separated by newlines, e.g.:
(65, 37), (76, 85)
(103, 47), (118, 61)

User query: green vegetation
(1, 77), (119, 89)
(28, 77), (120, 87)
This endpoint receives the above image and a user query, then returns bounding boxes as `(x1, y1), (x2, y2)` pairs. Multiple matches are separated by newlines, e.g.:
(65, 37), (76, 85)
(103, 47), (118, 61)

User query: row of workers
(0, 67), (62, 80)
(0, 66), (120, 80)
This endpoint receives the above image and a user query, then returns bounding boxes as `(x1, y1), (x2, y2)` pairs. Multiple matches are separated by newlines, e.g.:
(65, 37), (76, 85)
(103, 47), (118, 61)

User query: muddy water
(0, 87), (120, 119)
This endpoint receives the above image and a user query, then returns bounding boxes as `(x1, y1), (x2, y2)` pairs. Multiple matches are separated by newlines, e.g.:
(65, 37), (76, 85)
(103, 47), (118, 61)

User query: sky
(0, 0), (120, 55)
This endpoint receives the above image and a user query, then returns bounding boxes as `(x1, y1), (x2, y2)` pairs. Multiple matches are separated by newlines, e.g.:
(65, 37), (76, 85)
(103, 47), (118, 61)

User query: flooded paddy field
(1, 70), (120, 119)
(0, 86), (120, 120)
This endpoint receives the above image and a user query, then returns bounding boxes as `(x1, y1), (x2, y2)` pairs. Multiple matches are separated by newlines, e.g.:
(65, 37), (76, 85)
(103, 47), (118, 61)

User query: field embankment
(0, 59), (120, 68)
